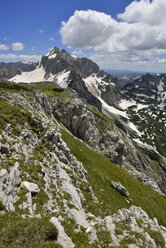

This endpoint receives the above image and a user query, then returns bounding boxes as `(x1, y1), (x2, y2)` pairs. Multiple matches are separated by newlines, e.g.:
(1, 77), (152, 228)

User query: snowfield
(119, 99), (148, 111)
(9, 66), (46, 83)
(10, 66), (70, 87)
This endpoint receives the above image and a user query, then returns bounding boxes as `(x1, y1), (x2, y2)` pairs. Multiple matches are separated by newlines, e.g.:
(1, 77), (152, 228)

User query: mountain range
(0, 47), (166, 247)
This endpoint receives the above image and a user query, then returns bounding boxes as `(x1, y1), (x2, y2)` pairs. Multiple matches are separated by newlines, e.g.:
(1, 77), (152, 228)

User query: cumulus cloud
(60, 10), (117, 50)
(60, 7), (166, 53)
(60, 1), (166, 72)
(118, 0), (166, 26)
(12, 42), (24, 51)
(0, 44), (9, 50)
(0, 53), (41, 62)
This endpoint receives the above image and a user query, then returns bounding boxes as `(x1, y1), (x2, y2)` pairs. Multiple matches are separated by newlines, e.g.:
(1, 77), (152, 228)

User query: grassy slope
(0, 213), (62, 248)
(62, 129), (166, 227)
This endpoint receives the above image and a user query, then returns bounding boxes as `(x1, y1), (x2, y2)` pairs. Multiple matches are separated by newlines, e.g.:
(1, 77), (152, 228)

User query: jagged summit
(41, 46), (100, 78)
(9, 46), (120, 111)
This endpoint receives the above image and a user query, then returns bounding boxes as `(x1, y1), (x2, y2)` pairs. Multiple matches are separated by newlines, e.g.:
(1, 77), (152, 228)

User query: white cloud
(49, 37), (55, 41)
(0, 53), (41, 62)
(60, 8), (166, 53)
(60, 2), (166, 72)
(12, 42), (24, 51)
(0, 43), (9, 50)
(118, 0), (166, 26)
(72, 49), (85, 57)
(60, 10), (117, 50)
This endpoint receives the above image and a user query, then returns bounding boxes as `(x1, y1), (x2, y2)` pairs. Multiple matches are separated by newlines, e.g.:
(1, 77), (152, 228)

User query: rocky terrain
(0, 47), (166, 247)
(0, 81), (166, 247)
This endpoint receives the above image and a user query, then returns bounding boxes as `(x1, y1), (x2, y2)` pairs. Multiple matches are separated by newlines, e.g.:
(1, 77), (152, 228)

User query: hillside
(0, 46), (166, 247)
(0, 80), (166, 247)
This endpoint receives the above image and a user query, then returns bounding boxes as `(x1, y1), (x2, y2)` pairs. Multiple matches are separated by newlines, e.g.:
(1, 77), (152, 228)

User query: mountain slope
(7, 47), (166, 191)
(118, 74), (166, 158)
(0, 81), (166, 247)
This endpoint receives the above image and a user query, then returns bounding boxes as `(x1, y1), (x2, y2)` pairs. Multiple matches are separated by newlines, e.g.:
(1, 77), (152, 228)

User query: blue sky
(1, 0), (166, 73)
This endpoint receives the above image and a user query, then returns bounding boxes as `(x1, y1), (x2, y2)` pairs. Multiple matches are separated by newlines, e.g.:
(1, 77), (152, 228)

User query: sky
(1, 0), (166, 73)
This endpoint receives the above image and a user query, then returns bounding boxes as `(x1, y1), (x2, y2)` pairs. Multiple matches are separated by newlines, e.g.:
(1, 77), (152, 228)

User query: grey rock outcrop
(53, 98), (100, 149)
(0, 62), (36, 79)
(111, 181), (129, 197)
(99, 131), (127, 164)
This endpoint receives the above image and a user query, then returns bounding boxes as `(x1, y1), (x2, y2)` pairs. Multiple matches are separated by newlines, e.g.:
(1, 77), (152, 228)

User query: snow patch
(128, 122), (142, 136)
(119, 99), (148, 111)
(55, 71), (70, 88)
(48, 54), (57, 59)
(100, 98), (128, 118)
(9, 65), (46, 83)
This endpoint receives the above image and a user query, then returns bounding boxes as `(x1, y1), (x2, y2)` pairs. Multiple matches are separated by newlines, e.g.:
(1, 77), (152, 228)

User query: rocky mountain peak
(40, 46), (100, 78)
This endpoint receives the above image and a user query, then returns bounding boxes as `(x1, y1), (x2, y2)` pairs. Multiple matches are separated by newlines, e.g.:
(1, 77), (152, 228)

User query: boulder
(21, 181), (40, 194)
(111, 181), (129, 197)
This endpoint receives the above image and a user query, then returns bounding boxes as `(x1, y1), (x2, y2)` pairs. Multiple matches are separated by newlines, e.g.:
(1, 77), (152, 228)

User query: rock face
(0, 66), (18, 80)
(68, 70), (102, 111)
(35, 94), (100, 149)
(53, 98), (100, 149)
(41, 47), (100, 78)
